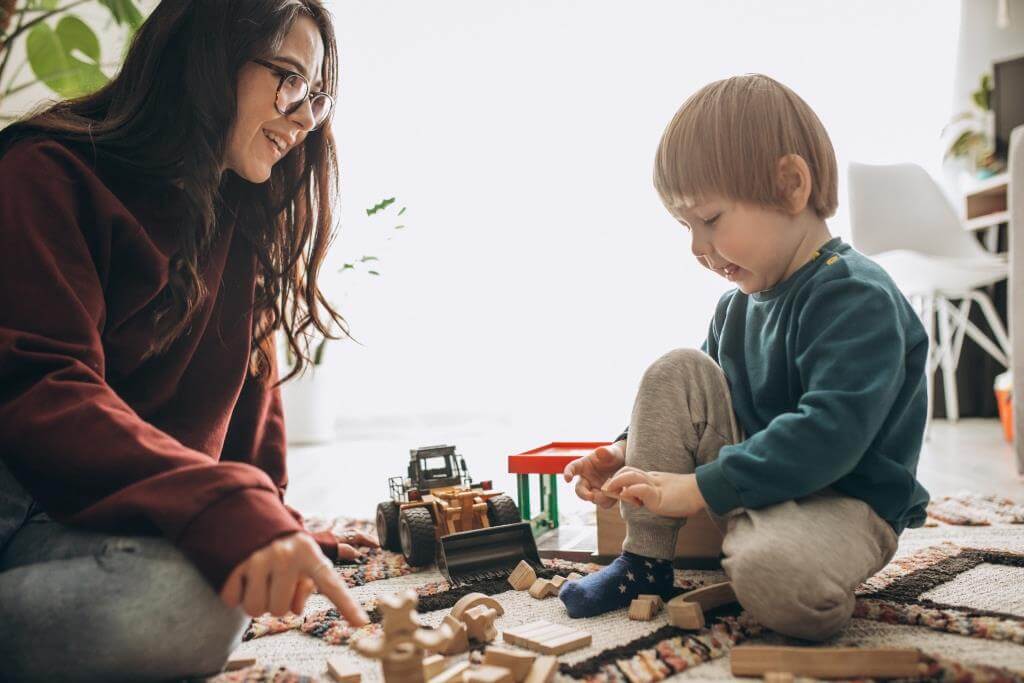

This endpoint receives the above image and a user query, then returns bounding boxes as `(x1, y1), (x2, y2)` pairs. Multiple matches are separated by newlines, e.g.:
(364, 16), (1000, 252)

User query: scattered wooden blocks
(464, 604), (499, 643)
(427, 660), (470, 683)
(730, 646), (920, 679)
(326, 658), (362, 682)
(508, 560), (537, 590)
(484, 646), (537, 682)
(666, 597), (704, 629)
(628, 596), (660, 621)
(422, 654), (447, 679)
(523, 655), (558, 683)
(464, 664), (515, 683)
(502, 620), (592, 655)
(224, 656), (256, 672)
(528, 578), (559, 599)
(549, 575), (567, 589)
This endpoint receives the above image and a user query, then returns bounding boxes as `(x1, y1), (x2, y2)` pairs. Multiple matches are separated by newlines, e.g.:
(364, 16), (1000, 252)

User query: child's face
(675, 197), (815, 295)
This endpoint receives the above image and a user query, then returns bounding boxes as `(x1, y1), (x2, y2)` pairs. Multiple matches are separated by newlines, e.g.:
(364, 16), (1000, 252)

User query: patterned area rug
(212, 495), (1024, 682)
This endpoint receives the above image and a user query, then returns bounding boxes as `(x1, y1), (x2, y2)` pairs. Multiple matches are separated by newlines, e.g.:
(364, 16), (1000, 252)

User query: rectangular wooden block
(326, 657), (362, 682)
(523, 656), (558, 683)
(224, 656), (256, 672)
(508, 560), (537, 591)
(628, 597), (658, 621)
(502, 620), (592, 655)
(484, 646), (537, 682)
(730, 646), (920, 679)
(666, 598), (704, 630)
(428, 660), (470, 683)
(636, 594), (663, 610)
(528, 578), (557, 599)
(464, 664), (515, 683)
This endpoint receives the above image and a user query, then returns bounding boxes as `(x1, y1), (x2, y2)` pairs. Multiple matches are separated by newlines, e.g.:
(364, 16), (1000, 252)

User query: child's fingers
(574, 477), (596, 502)
(602, 467), (648, 495)
(591, 489), (618, 508)
(619, 483), (658, 508)
(563, 456), (586, 482)
(309, 560), (369, 626)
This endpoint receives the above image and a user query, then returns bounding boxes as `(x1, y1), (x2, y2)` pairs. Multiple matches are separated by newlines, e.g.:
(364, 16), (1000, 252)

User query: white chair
(847, 162), (1011, 429)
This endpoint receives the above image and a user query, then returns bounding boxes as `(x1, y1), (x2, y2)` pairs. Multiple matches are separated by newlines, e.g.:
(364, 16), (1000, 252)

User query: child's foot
(559, 551), (674, 618)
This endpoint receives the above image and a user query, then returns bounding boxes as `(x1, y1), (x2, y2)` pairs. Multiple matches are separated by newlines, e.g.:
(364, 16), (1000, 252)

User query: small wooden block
(628, 597), (658, 621)
(326, 658), (361, 682)
(508, 560), (538, 591)
(502, 620), (592, 655)
(464, 604), (499, 643)
(667, 598), (705, 629)
(528, 578), (557, 599)
(451, 592), (506, 620)
(484, 646), (537, 682)
(730, 646), (920, 679)
(423, 654), (447, 679)
(224, 656), (256, 672)
(549, 575), (567, 589)
(428, 661), (470, 683)
(678, 581), (736, 612)
(438, 614), (470, 655)
(636, 594), (663, 610)
(566, 572), (583, 581)
(464, 664), (515, 683)
(763, 673), (794, 683)
(523, 656), (558, 683)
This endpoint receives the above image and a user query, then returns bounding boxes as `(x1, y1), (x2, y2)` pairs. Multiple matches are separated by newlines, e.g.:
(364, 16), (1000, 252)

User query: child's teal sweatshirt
(622, 237), (931, 534)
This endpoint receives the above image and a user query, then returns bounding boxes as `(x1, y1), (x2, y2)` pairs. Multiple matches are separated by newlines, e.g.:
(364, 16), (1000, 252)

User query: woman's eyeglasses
(251, 58), (333, 131)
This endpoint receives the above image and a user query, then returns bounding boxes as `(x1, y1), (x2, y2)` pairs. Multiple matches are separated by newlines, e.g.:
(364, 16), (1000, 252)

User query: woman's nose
(288, 97), (318, 132)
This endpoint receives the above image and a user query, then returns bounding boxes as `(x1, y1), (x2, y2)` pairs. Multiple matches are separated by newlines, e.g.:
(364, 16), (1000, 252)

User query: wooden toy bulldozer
(376, 445), (541, 586)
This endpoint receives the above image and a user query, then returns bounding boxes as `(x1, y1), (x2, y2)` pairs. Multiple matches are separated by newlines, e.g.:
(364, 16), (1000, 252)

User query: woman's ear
(775, 154), (812, 215)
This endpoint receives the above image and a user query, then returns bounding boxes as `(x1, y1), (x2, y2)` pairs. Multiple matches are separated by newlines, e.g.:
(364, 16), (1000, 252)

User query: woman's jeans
(0, 459), (249, 682)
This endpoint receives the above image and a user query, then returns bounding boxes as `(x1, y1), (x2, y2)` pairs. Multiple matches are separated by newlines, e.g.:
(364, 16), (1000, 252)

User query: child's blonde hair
(654, 74), (838, 220)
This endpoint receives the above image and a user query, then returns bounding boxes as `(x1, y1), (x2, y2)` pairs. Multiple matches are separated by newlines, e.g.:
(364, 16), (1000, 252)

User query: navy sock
(559, 551), (674, 618)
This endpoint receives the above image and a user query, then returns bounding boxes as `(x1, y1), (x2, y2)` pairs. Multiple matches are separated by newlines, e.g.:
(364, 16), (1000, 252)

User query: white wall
(952, 0), (1024, 113)
(319, 0), (961, 443)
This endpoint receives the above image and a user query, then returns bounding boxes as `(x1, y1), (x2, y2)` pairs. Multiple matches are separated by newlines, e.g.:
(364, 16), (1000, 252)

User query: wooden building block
(464, 604), (499, 643)
(666, 598), (704, 630)
(636, 594), (663, 610)
(730, 646), (920, 679)
(422, 654), (447, 679)
(628, 597), (658, 621)
(484, 646), (537, 682)
(326, 658), (362, 682)
(450, 593), (506, 621)
(464, 664), (515, 683)
(502, 620), (592, 655)
(437, 614), (470, 655)
(528, 578), (558, 599)
(224, 656), (256, 671)
(523, 656), (558, 683)
(427, 661), (470, 683)
(508, 561), (537, 591)
(549, 575), (567, 589)
(678, 581), (736, 612)
(566, 572), (583, 581)
(763, 673), (794, 683)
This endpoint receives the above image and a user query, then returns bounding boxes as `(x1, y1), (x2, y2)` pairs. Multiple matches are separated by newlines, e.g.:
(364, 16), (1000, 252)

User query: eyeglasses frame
(251, 58), (334, 132)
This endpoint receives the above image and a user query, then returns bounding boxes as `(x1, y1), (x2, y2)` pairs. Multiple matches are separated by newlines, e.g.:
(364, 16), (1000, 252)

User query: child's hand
(562, 441), (626, 509)
(601, 468), (707, 518)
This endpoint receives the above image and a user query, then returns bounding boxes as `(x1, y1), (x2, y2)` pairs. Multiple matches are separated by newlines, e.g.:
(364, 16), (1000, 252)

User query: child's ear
(774, 154), (812, 215)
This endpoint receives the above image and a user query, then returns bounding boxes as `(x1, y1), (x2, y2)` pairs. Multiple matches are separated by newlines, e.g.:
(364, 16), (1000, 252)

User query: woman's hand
(220, 532), (368, 624)
(562, 441), (627, 509)
(332, 528), (380, 562)
(601, 468), (707, 518)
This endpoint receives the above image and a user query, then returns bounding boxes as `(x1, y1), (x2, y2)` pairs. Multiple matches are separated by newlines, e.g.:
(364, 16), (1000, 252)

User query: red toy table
(508, 442), (610, 535)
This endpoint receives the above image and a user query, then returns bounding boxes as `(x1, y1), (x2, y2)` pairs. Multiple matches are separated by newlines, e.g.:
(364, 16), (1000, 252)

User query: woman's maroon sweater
(0, 138), (337, 589)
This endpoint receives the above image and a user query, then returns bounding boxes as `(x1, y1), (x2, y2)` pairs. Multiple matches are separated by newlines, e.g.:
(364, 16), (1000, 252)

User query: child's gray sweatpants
(621, 348), (899, 642)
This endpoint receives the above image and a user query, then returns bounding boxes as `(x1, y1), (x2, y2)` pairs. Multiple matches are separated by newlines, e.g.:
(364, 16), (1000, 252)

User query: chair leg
(969, 290), (1011, 359)
(923, 295), (936, 437)
(937, 297), (960, 422)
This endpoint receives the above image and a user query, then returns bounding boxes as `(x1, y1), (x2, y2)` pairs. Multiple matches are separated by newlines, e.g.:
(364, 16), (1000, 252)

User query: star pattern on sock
(646, 573), (655, 583)
(618, 583), (627, 593)
(626, 570), (635, 582)
(559, 551), (676, 619)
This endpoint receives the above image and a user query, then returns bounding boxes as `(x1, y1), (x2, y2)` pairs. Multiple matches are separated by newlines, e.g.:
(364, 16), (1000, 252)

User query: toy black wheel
(486, 494), (521, 526)
(376, 501), (401, 552)
(399, 507), (435, 567)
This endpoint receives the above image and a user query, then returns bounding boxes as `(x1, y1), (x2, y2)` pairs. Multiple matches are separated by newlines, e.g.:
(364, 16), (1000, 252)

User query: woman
(0, 1), (373, 679)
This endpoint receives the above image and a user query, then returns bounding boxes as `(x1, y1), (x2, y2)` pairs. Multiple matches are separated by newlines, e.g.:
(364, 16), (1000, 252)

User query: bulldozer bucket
(437, 522), (542, 588)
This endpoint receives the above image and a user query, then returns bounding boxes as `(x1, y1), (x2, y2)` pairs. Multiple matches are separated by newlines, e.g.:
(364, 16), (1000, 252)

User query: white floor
(285, 417), (1024, 523)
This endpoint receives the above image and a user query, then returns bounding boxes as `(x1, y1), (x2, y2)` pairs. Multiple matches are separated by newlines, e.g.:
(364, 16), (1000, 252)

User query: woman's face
(224, 15), (325, 183)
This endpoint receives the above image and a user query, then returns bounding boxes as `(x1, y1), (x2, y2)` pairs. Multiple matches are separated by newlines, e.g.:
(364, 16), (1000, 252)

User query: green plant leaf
(99, 0), (143, 28)
(359, 255), (379, 262)
(26, 20), (106, 98)
(26, 0), (59, 10)
(397, 206), (406, 215)
(366, 197), (395, 216)
(394, 224), (405, 230)
(313, 338), (327, 365)
(368, 270), (380, 276)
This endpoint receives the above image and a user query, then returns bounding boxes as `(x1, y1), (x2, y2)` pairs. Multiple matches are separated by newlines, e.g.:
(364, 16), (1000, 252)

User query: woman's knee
(723, 541), (855, 642)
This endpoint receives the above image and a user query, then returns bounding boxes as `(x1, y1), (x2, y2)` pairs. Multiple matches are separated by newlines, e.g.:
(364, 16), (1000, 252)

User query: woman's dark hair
(0, 0), (346, 384)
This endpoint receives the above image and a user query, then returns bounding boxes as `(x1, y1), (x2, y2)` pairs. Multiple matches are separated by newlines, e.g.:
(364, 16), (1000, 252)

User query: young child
(560, 74), (931, 642)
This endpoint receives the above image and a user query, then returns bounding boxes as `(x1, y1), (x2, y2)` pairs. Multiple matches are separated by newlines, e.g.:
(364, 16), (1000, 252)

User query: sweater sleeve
(0, 142), (303, 589)
(695, 278), (907, 515)
(221, 342), (340, 561)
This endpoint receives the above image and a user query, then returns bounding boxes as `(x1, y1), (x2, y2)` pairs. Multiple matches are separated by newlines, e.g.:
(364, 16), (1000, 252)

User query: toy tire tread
(376, 501), (401, 552)
(400, 507), (435, 567)
(486, 494), (521, 526)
